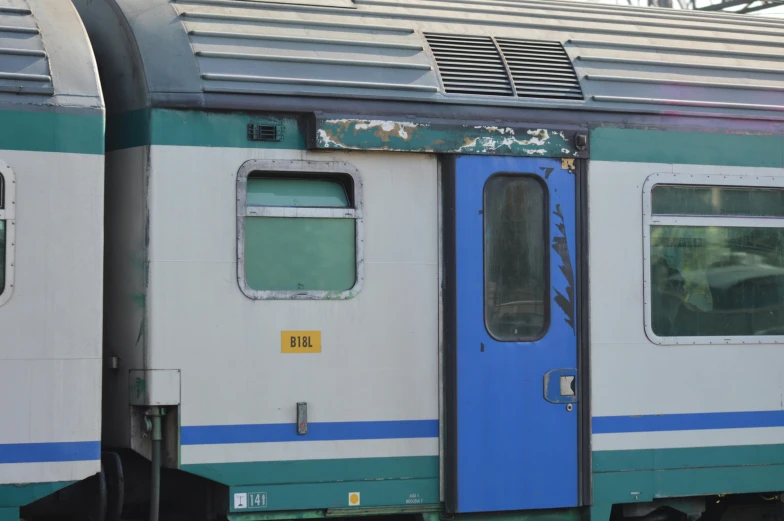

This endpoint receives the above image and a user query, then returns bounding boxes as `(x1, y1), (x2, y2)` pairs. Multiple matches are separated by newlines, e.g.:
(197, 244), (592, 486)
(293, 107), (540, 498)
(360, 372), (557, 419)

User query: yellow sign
(281, 331), (321, 353)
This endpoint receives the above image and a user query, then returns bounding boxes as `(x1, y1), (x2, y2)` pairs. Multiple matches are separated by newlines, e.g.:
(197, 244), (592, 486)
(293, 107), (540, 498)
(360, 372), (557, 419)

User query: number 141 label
(233, 492), (267, 510)
(281, 331), (322, 353)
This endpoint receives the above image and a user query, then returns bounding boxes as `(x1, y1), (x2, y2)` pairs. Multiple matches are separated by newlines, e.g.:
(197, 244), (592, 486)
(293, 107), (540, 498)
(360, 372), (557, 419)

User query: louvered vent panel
(424, 33), (513, 97)
(496, 38), (583, 100)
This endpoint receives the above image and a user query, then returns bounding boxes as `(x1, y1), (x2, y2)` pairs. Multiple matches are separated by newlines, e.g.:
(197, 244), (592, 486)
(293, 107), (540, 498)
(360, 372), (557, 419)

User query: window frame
(0, 160), (15, 307)
(482, 172), (551, 343)
(643, 172), (784, 345)
(236, 159), (364, 300)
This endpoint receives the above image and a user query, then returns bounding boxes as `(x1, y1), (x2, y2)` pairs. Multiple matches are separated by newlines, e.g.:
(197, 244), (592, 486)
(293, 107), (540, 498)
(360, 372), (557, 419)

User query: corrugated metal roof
(107, 0), (784, 119)
(0, 0), (52, 97)
(0, 0), (101, 110)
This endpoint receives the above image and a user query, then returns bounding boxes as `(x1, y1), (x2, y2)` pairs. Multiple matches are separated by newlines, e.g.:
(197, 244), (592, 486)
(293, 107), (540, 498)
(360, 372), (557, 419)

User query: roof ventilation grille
(424, 33), (514, 97)
(496, 38), (584, 100)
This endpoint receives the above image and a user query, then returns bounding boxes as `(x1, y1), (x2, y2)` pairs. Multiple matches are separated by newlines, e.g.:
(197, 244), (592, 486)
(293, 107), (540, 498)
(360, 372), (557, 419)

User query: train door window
(237, 160), (363, 300)
(0, 161), (15, 307)
(643, 174), (784, 344)
(484, 175), (548, 341)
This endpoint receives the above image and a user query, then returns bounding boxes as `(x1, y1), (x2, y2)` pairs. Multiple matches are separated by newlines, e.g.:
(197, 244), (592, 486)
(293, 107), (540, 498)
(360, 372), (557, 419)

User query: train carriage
(0, 1), (105, 520)
(70, 0), (784, 520)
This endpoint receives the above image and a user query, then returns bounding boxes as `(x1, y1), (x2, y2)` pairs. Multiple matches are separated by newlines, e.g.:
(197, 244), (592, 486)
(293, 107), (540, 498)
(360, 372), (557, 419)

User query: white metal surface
(104, 145), (439, 466)
(129, 369), (182, 406)
(183, 438), (439, 464)
(589, 160), (784, 424)
(0, 150), (104, 485)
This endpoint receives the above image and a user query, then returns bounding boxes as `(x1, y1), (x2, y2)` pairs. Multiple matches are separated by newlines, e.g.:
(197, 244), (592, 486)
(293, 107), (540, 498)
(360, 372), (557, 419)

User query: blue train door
(445, 156), (579, 513)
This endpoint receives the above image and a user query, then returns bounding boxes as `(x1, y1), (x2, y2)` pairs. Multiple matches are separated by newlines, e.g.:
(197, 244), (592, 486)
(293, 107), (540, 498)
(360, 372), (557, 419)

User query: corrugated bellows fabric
(424, 33), (583, 100)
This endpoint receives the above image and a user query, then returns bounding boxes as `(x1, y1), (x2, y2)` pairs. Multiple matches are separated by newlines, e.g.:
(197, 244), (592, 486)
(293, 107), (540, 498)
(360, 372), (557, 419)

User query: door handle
(543, 368), (577, 404)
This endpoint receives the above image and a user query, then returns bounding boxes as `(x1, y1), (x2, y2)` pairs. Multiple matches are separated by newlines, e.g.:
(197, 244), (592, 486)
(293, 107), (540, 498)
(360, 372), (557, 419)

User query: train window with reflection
(649, 184), (784, 339)
(237, 160), (363, 300)
(484, 175), (548, 341)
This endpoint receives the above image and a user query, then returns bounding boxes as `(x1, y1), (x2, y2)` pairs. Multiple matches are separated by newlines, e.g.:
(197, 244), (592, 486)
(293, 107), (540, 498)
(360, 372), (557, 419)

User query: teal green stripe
(182, 456), (438, 487)
(0, 481), (74, 507)
(594, 444), (784, 473)
(0, 110), (103, 155)
(106, 109), (305, 151)
(593, 464), (784, 505)
(591, 127), (784, 167)
(229, 478), (439, 512)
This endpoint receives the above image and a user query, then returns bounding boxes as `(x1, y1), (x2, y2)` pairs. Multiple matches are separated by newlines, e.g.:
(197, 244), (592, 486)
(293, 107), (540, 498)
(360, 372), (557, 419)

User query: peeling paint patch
(313, 118), (582, 157)
(561, 158), (576, 172)
(316, 129), (348, 149)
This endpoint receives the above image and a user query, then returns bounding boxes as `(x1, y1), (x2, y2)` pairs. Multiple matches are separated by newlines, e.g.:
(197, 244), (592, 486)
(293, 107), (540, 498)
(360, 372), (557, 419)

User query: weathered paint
(594, 463), (784, 506)
(591, 127), (784, 167)
(186, 456), (439, 513)
(182, 456), (438, 487)
(0, 481), (74, 507)
(594, 444), (784, 473)
(0, 109), (103, 155)
(107, 109), (306, 151)
(312, 119), (584, 157)
(561, 158), (576, 172)
(229, 479), (439, 513)
(592, 445), (784, 518)
(229, 505), (440, 521)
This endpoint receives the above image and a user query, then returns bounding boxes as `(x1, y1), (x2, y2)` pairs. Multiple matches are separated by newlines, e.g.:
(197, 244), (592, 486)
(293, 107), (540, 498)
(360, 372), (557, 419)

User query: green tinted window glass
(247, 178), (349, 207)
(244, 217), (355, 291)
(650, 225), (784, 337)
(0, 220), (4, 295)
(653, 185), (784, 217)
(484, 176), (548, 341)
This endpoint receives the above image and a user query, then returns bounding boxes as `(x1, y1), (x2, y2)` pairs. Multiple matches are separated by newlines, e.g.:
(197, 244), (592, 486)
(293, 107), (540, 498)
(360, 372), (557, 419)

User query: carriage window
(484, 175), (548, 341)
(649, 184), (784, 339)
(237, 161), (363, 300)
(244, 177), (355, 292)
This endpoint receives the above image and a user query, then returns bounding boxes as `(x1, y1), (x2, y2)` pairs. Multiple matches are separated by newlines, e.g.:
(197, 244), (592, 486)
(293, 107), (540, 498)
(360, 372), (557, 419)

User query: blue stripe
(0, 442), (100, 464)
(181, 420), (439, 446)
(593, 411), (784, 434)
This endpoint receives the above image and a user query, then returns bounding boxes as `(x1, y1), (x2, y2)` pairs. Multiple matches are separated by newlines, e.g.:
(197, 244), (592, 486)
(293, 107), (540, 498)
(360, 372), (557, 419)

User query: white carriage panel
(0, 149), (103, 483)
(149, 260), (438, 425)
(145, 147), (438, 436)
(102, 147), (149, 448)
(0, 357), (101, 484)
(0, 358), (101, 443)
(590, 160), (784, 418)
(0, 150), (103, 361)
(594, 426), (784, 452)
(182, 438), (439, 465)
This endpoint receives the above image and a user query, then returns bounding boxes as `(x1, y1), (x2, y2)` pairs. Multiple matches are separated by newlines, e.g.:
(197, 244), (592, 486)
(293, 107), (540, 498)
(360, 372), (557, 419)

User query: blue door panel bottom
(451, 156), (579, 513)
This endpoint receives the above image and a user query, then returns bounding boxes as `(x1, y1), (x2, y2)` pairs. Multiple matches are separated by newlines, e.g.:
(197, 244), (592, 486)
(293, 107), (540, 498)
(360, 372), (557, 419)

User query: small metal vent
(496, 38), (583, 101)
(248, 123), (283, 142)
(424, 33), (513, 97)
